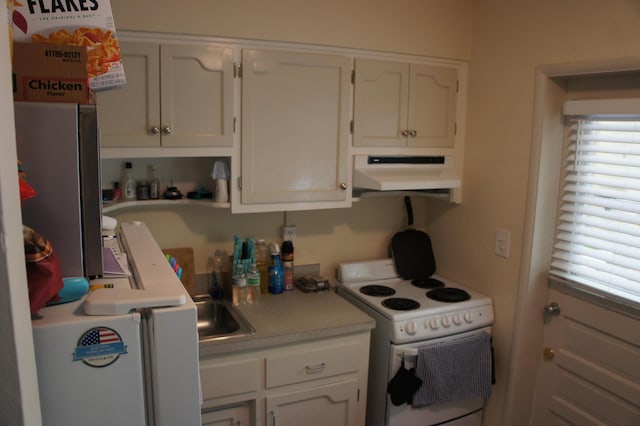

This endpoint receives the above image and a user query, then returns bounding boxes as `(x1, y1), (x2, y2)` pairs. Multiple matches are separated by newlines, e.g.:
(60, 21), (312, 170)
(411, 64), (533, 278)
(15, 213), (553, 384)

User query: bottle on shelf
(246, 262), (261, 304)
(112, 181), (121, 201)
(136, 180), (150, 200)
(123, 161), (136, 201)
(282, 240), (294, 291)
(232, 262), (247, 305)
(255, 239), (270, 295)
(150, 166), (160, 200)
(268, 243), (284, 294)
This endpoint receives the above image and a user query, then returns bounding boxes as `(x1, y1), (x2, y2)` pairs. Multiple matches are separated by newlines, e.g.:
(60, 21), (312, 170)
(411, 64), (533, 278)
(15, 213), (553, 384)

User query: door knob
(543, 347), (555, 361)
(162, 125), (173, 135)
(544, 302), (561, 316)
(150, 126), (160, 134)
(401, 130), (410, 137)
(409, 130), (417, 137)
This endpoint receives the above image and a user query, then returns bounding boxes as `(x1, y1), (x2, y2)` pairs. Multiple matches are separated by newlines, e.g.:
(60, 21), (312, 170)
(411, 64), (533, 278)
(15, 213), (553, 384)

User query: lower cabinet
(199, 332), (370, 426)
(202, 403), (251, 426)
(265, 378), (359, 426)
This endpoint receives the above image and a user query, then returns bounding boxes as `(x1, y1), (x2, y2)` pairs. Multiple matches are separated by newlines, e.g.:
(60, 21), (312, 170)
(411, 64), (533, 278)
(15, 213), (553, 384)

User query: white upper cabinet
(353, 58), (458, 149)
(236, 49), (351, 212)
(98, 41), (234, 156)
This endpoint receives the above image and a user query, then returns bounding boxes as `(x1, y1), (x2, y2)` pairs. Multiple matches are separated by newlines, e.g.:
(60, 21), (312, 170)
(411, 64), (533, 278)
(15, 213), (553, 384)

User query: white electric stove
(337, 258), (494, 426)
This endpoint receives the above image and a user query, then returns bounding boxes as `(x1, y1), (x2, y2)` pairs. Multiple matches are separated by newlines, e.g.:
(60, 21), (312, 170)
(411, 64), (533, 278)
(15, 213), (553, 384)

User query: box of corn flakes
(10, 0), (125, 91)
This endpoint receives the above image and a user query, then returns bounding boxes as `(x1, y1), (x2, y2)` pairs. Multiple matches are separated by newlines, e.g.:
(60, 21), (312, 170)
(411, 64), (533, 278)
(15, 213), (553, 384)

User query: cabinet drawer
(200, 357), (260, 399)
(266, 340), (361, 388)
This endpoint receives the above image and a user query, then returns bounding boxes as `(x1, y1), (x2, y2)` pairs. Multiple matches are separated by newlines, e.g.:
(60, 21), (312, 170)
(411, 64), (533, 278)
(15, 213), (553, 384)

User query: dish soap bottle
(268, 243), (284, 294)
(232, 262), (247, 305)
(247, 262), (261, 304)
(282, 240), (294, 291)
(255, 239), (270, 294)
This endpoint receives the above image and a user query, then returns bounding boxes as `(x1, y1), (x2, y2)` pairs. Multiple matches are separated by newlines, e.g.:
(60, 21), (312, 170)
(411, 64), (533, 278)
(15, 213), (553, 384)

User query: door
(407, 63), (457, 148)
(240, 49), (350, 207)
(201, 403), (251, 426)
(161, 44), (234, 148)
(353, 59), (409, 147)
(98, 41), (160, 148)
(531, 285), (640, 425)
(265, 379), (359, 426)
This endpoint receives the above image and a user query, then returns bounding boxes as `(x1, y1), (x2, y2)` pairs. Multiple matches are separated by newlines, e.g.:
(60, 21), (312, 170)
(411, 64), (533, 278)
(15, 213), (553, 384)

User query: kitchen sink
(192, 295), (255, 342)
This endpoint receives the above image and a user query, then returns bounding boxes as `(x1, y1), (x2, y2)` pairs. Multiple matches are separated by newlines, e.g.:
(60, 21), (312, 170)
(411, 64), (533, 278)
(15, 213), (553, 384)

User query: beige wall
(110, 0), (472, 59)
(425, 1), (640, 424)
(105, 1), (640, 425)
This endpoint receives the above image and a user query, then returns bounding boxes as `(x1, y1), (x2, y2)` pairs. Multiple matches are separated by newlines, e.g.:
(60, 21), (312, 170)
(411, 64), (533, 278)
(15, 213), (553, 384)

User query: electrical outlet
(495, 229), (511, 258)
(282, 225), (296, 242)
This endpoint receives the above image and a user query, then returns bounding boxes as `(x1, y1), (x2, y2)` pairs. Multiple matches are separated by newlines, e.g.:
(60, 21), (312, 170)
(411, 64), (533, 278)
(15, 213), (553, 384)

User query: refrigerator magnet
(73, 327), (128, 368)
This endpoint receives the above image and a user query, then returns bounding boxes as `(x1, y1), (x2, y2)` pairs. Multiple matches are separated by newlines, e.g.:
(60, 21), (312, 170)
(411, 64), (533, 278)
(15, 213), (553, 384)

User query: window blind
(550, 112), (640, 304)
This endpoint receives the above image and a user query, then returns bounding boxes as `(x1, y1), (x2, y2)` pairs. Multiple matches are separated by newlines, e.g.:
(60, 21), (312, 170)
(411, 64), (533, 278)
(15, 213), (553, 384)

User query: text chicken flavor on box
(11, 0), (126, 91)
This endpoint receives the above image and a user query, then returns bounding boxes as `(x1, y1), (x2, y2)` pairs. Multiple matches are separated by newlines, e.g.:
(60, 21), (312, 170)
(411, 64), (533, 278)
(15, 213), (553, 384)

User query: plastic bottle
(246, 262), (261, 304)
(112, 181), (121, 201)
(268, 243), (284, 294)
(232, 262), (247, 305)
(282, 240), (294, 291)
(150, 166), (160, 199)
(255, 239), (270, 295)
(123, 162), (136, 201)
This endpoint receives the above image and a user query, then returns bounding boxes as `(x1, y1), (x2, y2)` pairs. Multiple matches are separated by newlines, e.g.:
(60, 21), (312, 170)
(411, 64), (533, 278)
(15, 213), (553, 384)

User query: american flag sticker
(74, 327), (127, 367)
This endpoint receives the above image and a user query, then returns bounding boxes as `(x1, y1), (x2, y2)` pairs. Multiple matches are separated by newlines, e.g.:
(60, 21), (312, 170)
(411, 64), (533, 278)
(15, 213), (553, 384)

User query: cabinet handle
(340, 183), (347, 190)
(269, 410), (276, 426)
(162, 125), (173, 135)
(401, 130), (410, 137)
(305, 362), (326, 374)
(150, 126), (160, 135)
(409, 130), (417, 137)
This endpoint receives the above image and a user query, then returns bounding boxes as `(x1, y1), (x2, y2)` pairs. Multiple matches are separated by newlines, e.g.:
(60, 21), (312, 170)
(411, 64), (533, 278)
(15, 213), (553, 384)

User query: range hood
(352, 155), (461, 191)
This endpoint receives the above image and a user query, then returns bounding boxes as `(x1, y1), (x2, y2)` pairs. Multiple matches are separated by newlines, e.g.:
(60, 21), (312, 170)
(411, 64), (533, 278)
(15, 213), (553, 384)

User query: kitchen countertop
(198, 289), (375, 357)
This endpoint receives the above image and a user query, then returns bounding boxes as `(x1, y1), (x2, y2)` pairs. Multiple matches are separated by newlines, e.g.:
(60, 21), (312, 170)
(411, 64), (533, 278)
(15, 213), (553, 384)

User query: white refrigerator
(31, 221), (202, 426)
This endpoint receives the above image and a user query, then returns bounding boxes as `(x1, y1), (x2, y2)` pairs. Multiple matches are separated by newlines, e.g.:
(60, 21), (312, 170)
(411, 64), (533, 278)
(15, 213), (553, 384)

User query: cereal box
(11, 0), (125, 91)
(13, 41), (91, 103)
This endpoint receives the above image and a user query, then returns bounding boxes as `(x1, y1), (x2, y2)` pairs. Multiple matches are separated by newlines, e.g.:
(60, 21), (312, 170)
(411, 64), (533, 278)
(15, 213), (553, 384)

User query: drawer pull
(305, 362), (326, 374)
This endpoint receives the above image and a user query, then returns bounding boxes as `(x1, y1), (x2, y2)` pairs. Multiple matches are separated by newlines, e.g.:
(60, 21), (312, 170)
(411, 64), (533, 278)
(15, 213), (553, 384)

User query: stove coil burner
(426, 287), (471, 303)
(359, 285), (396, 297)
(411, 278), (445, 289)
(382, 297), (421, 311)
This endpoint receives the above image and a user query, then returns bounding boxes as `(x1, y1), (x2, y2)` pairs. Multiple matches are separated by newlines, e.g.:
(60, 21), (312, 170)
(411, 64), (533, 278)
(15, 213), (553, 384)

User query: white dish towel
(412, 331), (492, 408)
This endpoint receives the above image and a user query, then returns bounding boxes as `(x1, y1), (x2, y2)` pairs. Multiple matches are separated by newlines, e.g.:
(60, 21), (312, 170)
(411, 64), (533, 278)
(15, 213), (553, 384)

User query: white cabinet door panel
(266, 379), (359, 426)
(98, 42), (160, 148)
(241, 49), (350, 206)
(353, 59), (408, 147)
(408, 64), (457, 148)
(161, 44), (234, 148)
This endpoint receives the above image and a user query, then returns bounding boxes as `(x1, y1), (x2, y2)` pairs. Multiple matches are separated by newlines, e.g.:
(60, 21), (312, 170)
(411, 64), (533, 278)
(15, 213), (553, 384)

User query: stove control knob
(405, 321), (417, 335)
(464, 311), (473, 323)
(441, 316), (451, 327)
(428, 318), (439, 330)
(452, 314), (462, 326)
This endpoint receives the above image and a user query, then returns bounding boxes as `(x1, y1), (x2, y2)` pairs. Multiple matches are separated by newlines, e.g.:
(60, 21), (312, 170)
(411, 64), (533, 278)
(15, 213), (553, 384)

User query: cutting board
(163, 247), (196, 297)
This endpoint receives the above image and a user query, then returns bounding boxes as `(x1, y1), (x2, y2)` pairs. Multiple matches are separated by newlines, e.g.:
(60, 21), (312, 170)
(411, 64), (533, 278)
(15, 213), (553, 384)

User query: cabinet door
(241, 49), (350, 205)
(266, 378), (359, 426)
(98, 42), (160, 148)
(202, 403), (250, 426)
(353, 59), (409, 147)
(407, 63), (458, 148)
(161, 44), (234, 148)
